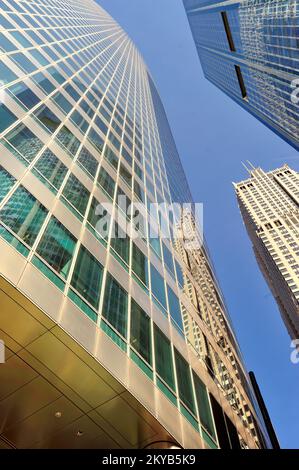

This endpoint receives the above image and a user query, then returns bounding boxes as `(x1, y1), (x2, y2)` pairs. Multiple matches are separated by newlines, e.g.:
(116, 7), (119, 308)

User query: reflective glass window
(0, 186), (47, 246)
(102, 273), (128, 338)
(36, 217), (76, 278)
(71, 245), (103, 309)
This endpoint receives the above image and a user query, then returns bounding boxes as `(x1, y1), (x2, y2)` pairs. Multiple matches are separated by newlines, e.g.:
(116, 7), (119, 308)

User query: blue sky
(99, 0), (299, 449)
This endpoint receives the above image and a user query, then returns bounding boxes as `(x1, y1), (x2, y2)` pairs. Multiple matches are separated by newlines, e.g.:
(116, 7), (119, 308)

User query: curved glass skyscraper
(0, 0), (270, 449)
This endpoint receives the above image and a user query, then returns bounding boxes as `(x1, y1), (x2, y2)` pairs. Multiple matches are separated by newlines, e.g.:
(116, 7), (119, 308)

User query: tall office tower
(183, 0), (299, 150)
(0, 0), (270, 449)
(235, 164), (299, 340)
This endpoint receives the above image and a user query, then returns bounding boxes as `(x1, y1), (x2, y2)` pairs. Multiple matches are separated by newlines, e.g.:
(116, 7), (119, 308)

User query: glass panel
(162, 243), (175, 277)
(77, 146), (98, 178)
(62, 174), (90, 216)
(154, 325), (175, 391)
(102, 273), (128, 338)
(36, 216), (76, 279)
(34, 149), (67, 190)
(34, 104), (61, 133)
(167, 285), (183, 330)
(193, 372), (216, 439)
(175, 349), (196, 413)
(71, 245), (103, 309)
(0, 166), (16, 202)
(104, 145), (118, 170)
(151, 264), (167, 309)
(130, 299), (152, 365)
(0, 104), (17, 133)
(4, 123), (44, 163)
(88, 127), (104, 152)
(110, 222), (130, 265)
(87, 197), (110, 240)
(175, 260), (184, 288)
(8, 81), (40, 109)
(97, 167), (115, 198)
(132, 243), (148, 286)
(149, 225), (161, 258)
(56, 126), (80, 157)
(0, 186), (47, 246)
(119, 163), (132, 187)
(0, 62), (17, 85)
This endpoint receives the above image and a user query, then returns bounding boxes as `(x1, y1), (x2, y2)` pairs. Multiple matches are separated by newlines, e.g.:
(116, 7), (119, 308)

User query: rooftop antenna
(246, 160), (256, 170)
(241, 161), (251, 174)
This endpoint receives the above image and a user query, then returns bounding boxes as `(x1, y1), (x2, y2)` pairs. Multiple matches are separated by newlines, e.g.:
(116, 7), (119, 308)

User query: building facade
(183, 0), (299, 150)
(235, 164), (299, 340)
(0, 0), (269, 448)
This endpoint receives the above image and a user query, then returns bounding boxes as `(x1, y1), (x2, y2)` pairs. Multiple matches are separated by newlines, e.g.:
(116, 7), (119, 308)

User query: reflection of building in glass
(183, 0), (299, 149)
(0, 0), (270, 449)
(235, 164), (299, 340)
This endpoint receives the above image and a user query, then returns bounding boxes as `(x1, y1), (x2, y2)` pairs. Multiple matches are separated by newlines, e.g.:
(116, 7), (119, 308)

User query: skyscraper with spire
(235, 164), (299, 340)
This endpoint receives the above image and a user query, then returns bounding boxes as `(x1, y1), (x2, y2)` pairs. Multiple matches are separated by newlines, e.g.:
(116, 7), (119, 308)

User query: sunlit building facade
(0, 0), (269, 448)
(235, 164), (299, 340)
(183, 0), (299, 150)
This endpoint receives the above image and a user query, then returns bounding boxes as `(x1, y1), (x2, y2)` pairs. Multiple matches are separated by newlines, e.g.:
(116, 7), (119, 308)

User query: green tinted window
(97, 167), (115, 198)
(132, 243), (148, 286)
(167, 286), (183, 330)
(77, 146), (98, 178)
(0, 166), (16, 202)
(71, 245), (103, 309)
(162, 243), (175, 277)
(36, 217), (76, 279)
(56, 126), (80, 157)
(175, 260), (184, 288)
(87, 197), (110, 239)
(154, 325), (175, 391)
(62, 174), (90, 216)
(119, 163), (132, 187)
(151, 264), (166, 309)
(102, 273), (128, 338)
(34, 104), (61, 133)
(193, 372), (216, 438)
(149, 224), (161, 258)
(0, 186), (47, 246)
(130, 299), (152, 365)
(0, 104), (17, 133)
(34, 149), (67, 189)
(175, 349), (195, 413)
(88, 127), (104, 152)
(111, 222), (130, 265)
(4, 123), (44, 163)
(104, 145), (118, 170)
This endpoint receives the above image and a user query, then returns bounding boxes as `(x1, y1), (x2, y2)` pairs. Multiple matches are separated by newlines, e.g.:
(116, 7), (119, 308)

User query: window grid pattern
(0, 0), (263, 449)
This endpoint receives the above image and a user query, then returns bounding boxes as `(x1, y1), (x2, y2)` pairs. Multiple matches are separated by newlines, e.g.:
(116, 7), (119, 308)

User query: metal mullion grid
(13, 1), (108, 25)
(28, 34), (129, 183)
(141, 68), (179, 331)
(0, 40), (134, 313)
(0, 29), (125, 120)
(95, 42), (135, 333)
(45, 38), (129, 158)
(60, 41), (134, 318)
(135, 56), (160, 312)
(112, 44), (137, 342)
(1, 12), (120, 66)
(85, 39), (131, 164)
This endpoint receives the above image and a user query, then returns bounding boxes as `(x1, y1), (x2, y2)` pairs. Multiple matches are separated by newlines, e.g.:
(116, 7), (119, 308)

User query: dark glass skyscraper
(183, 0), (299, 150)
(0, 0), (270, 449)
